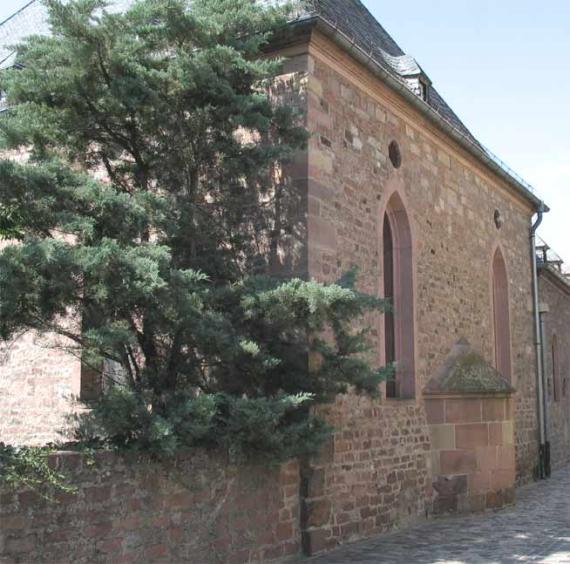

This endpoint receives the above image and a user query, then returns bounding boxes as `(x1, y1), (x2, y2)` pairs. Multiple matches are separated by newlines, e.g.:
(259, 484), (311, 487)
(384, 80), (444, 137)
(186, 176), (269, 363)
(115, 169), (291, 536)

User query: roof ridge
(0, 0), (39, 30)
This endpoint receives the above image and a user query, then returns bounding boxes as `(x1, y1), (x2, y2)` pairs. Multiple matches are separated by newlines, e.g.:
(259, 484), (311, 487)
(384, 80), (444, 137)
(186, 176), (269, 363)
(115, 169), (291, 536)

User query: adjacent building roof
(537, 239), (570, 294)
(0, 0), (546, 209)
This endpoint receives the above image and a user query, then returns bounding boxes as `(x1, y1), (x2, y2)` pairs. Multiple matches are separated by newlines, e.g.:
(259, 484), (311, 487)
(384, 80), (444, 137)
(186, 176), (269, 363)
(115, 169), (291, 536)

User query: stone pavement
(304, 467), (570, 563)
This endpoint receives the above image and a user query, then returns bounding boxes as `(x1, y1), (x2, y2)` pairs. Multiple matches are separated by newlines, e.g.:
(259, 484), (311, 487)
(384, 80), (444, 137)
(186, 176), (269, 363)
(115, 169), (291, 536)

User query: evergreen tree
(0, 0), (390, 459)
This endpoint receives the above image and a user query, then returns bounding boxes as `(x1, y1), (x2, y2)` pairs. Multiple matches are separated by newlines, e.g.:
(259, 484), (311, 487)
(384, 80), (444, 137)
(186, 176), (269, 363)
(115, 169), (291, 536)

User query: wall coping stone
(424, 339), (515, 397)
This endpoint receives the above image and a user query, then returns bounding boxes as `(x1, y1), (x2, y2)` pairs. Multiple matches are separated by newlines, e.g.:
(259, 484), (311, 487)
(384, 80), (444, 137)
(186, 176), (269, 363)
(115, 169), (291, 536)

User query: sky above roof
(1, 0), (569, 264)
(363, 0), (570, 265)
(0, 1), (30, 23)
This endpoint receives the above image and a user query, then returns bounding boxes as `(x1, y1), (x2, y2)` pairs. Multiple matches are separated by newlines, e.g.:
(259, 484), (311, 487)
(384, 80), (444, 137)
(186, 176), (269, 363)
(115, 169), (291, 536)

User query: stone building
(1, 0), (569, 559)
(537, 244), (570, 472)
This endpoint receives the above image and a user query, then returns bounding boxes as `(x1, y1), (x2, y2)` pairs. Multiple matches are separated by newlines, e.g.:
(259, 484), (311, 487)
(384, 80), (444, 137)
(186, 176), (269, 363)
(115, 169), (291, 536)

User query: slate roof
(0, 0), (543, 206)
(0, 0), (475, 140)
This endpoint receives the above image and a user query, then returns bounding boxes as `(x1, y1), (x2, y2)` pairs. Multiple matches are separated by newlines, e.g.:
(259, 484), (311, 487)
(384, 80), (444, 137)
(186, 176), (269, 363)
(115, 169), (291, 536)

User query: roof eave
(297, 16), (547, 213)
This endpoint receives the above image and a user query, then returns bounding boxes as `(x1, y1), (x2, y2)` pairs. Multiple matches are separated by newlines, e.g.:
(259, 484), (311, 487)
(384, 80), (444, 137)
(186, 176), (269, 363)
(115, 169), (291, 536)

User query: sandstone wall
(538, 269), (570, 470)
(0, 452), (301, 563)
(0, 331), (81, 445)
(303, 28), (538, 538)
(425, 394), (515, 514)
(301, 398), (432, 554)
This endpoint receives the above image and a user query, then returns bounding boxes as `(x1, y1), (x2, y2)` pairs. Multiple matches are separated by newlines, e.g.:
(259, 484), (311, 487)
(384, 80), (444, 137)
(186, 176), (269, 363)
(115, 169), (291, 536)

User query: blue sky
(363, 0), (570, 263)
(0, 1), (29, 23)
(2, 0), (569, 263)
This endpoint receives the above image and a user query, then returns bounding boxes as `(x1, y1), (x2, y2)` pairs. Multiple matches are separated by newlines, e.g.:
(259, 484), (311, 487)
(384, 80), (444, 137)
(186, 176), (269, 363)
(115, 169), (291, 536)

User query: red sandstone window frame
(552, 334), (560, 402)
(381, 192), (415, 399)
(491, 248), (512, 383)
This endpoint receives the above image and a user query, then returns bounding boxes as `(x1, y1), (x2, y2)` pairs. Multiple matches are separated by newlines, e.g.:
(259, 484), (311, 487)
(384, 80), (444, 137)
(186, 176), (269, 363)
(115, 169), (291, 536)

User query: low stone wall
(426, 395), (516, 514)
(300, 396), (433, 555)
(0, 451), (301, 563)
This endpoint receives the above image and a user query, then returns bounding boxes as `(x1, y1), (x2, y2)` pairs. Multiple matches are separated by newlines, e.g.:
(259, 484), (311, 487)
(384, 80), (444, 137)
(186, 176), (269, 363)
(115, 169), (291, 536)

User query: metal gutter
(530, 204), (549, 479)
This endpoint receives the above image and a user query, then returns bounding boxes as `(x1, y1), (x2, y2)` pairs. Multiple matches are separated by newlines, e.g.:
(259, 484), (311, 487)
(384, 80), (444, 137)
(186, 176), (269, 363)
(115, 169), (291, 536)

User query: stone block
(468, 471), (490, 494)
(311, 149), (333, 175)
(497, 445), (515, 470)
(305, 498), (332, 528)
(486, 490), (506, 509)
(502, 421), (514, 445)
(445, 399), (482, 423)
(304, 528), (337, 556)
(455, 423), (489, 449)
(430, 424), (455, 450)
(468, 494), (487, 513)
(430, 450), (441, 475)
(488, 422), (504, 446)
(438, 150), (451, 168)
(433, 495), (458, 515)
(306, 467), (326, 498)
(440, 450), (477, 474)
(482, 398), (506, 421)
(432, 475), (467, 497)
(475, 446), (498, 471)
(425, 399), (445, 424)
(490, 468), (516, 491)
(309, 217), (337, 252)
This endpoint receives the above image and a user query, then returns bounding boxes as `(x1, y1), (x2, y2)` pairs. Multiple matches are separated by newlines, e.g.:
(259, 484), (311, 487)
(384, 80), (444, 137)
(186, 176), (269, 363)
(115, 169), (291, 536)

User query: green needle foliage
(0, 444), (76, 498)
(0, 0), (391, 461)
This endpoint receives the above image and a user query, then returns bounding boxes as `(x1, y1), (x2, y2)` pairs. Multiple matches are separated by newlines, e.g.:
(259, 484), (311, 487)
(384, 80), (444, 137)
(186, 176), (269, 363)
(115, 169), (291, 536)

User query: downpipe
(531, 202), (549, 479)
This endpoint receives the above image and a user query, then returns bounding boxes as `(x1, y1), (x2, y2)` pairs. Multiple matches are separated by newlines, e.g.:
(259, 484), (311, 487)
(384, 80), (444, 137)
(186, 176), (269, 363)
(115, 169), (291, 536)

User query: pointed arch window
(492, 249), (512, 382)
(552, 334), (560, 402)
(382, 194), (415, 399)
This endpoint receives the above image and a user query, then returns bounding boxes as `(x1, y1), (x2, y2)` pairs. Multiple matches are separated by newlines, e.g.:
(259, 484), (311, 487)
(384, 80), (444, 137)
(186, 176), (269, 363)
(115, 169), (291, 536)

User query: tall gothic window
(383, 215), (396, 396)
(80, 306), (103, 401)
(552, 334), (560, 402)
(492, 249), (512, 382)
(382, 193), (415, 399)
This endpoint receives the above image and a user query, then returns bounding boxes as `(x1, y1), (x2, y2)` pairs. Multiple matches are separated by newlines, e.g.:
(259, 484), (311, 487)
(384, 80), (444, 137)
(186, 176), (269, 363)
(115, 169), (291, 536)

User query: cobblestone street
(306, 467), (570, 563)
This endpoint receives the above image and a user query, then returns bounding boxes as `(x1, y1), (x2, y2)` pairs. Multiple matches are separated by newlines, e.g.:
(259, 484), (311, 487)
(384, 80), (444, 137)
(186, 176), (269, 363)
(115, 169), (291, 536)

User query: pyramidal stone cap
(424, 338), (515, 396)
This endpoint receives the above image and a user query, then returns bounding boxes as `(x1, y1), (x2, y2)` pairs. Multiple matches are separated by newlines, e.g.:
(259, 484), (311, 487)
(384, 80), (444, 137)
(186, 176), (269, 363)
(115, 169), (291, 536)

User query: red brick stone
(84, 485), (112, 504)
(440, 450), (477, 474)
(0, 515), (26, 530)
(45, 528), (79, 544)
(424, 399), (445, 424)
(482, 398), (506, 422)
(305, 528), (337, 556)
(276, 521), (294, 542)
(84, 522), (113, 538)
(476, 446), (498, 471)
(96, 538), (123, 555)
(468, 471), (490, 494)
(143, 544), (168, 560)
(455, 424), (489, 449)
(305, 498), (332, 528)
(490, 468), (516, 490)
(488, 422), (504, 446)
(497, 446), (516, 470)
(5, 535), (36, 554)
(445, 399), (482, 424)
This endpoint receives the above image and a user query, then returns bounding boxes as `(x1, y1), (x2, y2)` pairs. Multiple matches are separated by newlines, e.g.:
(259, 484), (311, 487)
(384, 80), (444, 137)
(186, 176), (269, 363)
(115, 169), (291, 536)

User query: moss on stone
(424, 340), (515, 395)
